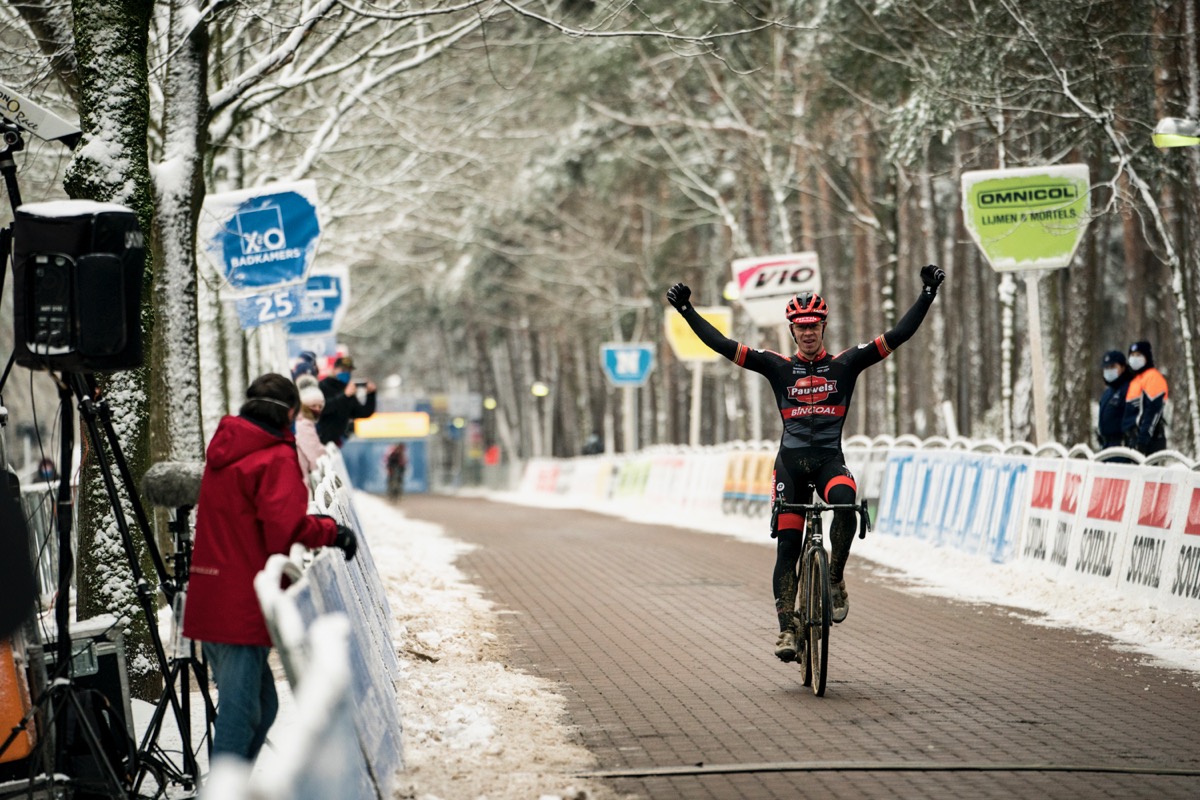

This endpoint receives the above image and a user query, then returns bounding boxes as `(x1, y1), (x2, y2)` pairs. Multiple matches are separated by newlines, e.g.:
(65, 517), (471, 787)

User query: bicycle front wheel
(806, 545), (831, 696)
(799, 560), (812, 688)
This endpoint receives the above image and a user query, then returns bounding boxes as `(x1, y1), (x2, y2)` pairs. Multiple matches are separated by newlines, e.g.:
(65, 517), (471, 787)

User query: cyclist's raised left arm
(879, 265), (944, 353)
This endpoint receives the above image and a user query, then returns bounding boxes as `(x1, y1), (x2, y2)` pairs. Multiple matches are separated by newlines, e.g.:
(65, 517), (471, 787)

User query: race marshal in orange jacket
(1122, 340), (1169, 455)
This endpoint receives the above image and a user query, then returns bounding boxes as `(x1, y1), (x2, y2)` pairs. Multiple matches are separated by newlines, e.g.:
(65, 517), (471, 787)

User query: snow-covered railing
(518, 435), (1200, 615)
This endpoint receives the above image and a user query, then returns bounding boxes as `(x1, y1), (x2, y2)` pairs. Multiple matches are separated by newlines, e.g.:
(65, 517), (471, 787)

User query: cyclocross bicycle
(772, 486), (871, 696)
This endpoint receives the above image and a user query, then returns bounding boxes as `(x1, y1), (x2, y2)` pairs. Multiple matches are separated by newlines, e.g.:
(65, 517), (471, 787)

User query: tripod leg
(67, 373), (200, 793)
(70, 373), (172, 586)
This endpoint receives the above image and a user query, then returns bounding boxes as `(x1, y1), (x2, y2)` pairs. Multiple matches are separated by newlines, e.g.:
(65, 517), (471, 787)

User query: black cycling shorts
(770, 448), (857, 536)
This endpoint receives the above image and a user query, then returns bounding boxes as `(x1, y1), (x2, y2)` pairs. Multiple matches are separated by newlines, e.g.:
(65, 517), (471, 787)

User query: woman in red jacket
(183, 373), (357, 762)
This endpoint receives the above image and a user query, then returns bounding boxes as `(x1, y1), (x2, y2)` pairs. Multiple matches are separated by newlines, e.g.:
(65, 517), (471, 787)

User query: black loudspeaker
(11, 201), (145, 373)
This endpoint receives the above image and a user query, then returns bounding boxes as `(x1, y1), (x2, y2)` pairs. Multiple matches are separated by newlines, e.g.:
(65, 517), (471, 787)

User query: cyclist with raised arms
(666, 265), (945, 661)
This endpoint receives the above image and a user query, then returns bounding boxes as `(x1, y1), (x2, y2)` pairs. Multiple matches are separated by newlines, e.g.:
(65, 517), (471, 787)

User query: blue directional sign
(286, 271), (348, 337)
(234, 285), (304, 330)
(201, 180), (322, 294)
(601, 343), (655, 387)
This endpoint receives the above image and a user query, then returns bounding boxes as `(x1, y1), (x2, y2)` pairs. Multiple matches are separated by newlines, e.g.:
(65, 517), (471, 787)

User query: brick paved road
(404, 495), (1200, 799)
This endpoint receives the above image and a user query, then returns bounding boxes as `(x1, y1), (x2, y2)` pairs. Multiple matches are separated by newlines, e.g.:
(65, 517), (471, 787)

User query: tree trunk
(152, 0), (209, 463)
(66, 0), (160, 701)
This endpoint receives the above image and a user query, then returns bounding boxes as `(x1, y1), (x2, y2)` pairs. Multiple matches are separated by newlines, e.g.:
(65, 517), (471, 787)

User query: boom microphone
(141, 461), (205, 508)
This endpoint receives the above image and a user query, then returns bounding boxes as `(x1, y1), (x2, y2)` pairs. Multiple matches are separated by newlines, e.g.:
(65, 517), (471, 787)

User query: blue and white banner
(286, 268), (349, 337)
(234, 285), (304, 330)
(201, 180), (322, 295)
(600, 342), (655, 387)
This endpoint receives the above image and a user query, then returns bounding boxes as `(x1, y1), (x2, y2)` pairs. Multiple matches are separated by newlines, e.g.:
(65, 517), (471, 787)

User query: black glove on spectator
(333, 525), (358, 561)
(666, 283), (692, 311)
(920, 264), (946, 297)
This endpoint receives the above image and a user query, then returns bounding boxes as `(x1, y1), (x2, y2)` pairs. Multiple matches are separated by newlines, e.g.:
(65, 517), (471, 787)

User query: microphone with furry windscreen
(141, 461), (205, 509)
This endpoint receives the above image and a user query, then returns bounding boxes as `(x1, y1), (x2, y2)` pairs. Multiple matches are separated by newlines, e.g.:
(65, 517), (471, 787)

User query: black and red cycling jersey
(676, 291), (934, 450)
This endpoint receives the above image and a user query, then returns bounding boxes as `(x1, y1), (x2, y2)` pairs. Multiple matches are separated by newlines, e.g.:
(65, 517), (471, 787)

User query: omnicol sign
(961, 164), (1091, 272)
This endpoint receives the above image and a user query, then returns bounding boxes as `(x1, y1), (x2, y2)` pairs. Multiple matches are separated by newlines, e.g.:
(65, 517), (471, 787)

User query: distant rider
(665, 265), (944, 662)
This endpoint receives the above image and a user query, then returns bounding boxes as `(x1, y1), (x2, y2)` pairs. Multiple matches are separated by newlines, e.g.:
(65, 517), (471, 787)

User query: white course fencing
(518, 436), (1200, 614)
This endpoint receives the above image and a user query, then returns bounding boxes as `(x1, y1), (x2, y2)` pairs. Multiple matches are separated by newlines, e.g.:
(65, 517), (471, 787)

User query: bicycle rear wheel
(806, 546), (831, 696)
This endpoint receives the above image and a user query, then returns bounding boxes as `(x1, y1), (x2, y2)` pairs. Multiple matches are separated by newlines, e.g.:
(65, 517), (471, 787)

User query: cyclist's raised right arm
(667, 283), (788, 373)
(666, 282), (738, 360)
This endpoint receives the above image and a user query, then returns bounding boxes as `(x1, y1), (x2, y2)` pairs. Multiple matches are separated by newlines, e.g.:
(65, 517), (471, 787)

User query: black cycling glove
(666, 283), (692, 312)
(920, 264), (946, 297)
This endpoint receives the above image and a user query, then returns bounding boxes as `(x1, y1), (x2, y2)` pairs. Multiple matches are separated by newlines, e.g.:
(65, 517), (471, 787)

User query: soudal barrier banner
(731, 252), (821, 327)
(1017, 458), (1082, 577)
(1169, 484), (1200, 609)
(1070, 463), (1139, 590)
(518, 445), (1200, 617)
(200, 180), (322, 296)
(1119, 466), (1186, 605)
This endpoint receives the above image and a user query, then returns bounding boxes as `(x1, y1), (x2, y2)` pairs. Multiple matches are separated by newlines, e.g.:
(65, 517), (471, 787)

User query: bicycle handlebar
(772, 497), (873, 539)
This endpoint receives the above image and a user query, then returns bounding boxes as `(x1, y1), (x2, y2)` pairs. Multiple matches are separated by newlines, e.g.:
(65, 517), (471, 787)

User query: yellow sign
(664, 306), (732, 362)
(354, 411), (431, 439)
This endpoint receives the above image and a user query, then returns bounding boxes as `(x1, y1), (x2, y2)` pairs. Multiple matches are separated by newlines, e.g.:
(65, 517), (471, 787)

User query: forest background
(0, 0), (1197, 695)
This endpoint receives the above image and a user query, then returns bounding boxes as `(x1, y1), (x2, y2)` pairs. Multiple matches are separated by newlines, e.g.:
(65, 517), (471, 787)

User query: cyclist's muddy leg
(827, 484), (856, 583)
(773, 529), (804, 630)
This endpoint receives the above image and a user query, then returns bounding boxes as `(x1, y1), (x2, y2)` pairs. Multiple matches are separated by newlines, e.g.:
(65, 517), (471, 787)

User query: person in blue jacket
(1097, 351), (1131, 450)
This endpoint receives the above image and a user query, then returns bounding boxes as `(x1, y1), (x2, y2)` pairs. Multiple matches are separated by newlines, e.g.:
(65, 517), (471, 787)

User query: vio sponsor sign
(731, 252), (821, 327)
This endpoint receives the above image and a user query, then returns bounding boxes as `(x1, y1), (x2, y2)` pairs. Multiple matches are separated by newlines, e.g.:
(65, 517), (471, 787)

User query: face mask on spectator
(1127, 354), (1146, 371)
(337, 371), (352, 384)
(1103, 367), (1119, 382)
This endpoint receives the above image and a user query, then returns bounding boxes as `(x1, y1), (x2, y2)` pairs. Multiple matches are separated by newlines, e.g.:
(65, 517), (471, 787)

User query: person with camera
(317, 355), (377, 446)
(183, 373), (358, 763)
(665, 265), (944, 662)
